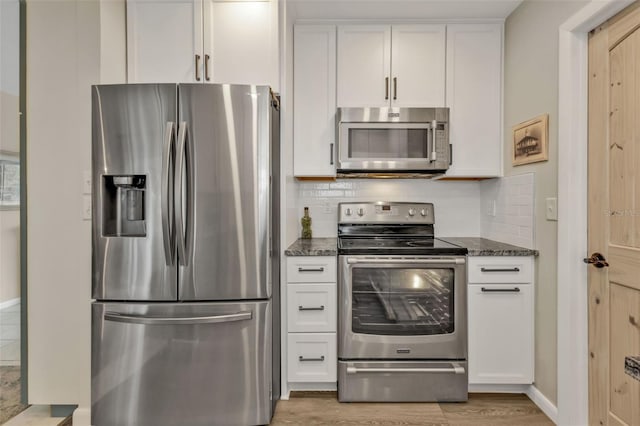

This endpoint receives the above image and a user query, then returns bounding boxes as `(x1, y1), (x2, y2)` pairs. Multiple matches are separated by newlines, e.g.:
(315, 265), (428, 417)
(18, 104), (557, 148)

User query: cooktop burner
(338, 237), (466, 255)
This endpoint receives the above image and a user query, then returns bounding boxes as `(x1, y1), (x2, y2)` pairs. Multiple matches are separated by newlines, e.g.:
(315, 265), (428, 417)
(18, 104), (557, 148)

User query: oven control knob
(357, 208), (365, 217)
(345, 208), (352, 216)
(408, 208), (416, 217)
(420, 209), (427, 217)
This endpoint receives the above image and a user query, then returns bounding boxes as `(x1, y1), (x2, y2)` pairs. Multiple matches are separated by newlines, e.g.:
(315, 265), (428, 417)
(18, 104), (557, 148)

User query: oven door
(338, 122), (443, 172)
(338, 255), (466, 360)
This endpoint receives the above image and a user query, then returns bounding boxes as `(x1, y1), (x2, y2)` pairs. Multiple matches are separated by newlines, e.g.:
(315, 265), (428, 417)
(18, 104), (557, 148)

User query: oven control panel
(338, 202), (434, 224)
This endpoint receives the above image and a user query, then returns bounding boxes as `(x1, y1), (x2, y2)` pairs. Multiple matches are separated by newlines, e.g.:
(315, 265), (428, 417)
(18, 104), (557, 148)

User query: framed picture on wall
(0, 151), (20, 210)
(512, 114), (549, 166)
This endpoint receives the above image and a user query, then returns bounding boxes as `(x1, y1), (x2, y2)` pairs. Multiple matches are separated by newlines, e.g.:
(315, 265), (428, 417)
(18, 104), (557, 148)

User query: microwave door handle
(430, 120), (438, 162)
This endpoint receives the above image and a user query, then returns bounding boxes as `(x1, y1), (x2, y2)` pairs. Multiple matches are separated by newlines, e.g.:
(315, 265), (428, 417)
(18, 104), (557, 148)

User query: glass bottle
(301, 207), (312, 239)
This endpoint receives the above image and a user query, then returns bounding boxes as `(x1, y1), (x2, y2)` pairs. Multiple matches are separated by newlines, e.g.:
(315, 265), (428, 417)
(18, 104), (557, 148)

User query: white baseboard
(0, 298), (20, 311)
(526, 385), (558, 425)
(72, 407), (91, 426)
(469, 383), (530, 393)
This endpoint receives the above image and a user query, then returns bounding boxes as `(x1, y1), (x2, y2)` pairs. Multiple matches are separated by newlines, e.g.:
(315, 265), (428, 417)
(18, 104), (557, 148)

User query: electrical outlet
(83, 194), (92, 220)
(546, 197), (558, 221)
(83, 170), (92, 194)
(323, 201), (332, 214)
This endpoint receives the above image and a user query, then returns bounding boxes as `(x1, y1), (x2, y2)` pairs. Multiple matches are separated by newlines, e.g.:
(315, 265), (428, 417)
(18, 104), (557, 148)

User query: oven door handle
(346, 364), (466, 375)
(346, 258), (465, 265)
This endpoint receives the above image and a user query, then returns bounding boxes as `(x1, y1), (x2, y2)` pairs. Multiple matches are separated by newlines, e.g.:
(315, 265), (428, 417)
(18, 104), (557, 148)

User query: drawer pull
(299, 355), (325, 362)
(480, 267), (520, 272)
(481, 287), (521, 293)
(298, 267), (325, 272)
(298, 305), (325, 311)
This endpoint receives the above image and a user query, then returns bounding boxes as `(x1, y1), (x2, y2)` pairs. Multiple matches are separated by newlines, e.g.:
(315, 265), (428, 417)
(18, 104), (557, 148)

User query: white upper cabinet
(445, 24), (502, 177)
(293, 25), (337, 177)
(390, 25), (445, 107)
(127, 0), (203, 83)
(337, 24), (445, 108)
(127, 0), (277, 88)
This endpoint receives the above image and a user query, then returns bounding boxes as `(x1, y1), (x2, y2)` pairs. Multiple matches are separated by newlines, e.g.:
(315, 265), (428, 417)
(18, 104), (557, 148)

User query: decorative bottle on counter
(301, 207), (312, 239)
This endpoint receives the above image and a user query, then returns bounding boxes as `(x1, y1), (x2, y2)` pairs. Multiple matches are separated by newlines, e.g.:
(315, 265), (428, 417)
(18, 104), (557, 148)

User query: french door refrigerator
(91, 84), (280, 426)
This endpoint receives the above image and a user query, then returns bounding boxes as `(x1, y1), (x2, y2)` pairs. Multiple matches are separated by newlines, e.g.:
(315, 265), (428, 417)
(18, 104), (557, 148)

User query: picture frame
(0, 151), (20, 210)
(512, 114), (549, 166)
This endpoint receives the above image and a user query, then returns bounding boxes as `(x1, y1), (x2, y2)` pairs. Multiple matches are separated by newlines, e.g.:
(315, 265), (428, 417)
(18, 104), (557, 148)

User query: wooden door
(337, 25), (391, 107)
(126, 0), (203, 83)
(588, 3), (640, 425)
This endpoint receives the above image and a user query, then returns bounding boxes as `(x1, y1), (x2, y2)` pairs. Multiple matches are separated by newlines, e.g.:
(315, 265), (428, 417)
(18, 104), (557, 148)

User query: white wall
(26, 0), (125, 416)
(503, 0), (588, 405)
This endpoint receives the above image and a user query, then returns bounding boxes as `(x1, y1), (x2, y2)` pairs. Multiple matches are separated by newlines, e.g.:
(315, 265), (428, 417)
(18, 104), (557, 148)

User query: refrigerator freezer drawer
(92, 301), (272, 426)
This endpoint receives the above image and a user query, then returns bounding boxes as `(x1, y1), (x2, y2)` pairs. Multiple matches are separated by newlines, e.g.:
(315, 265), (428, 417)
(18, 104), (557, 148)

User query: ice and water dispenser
(102, 175), (147, 237)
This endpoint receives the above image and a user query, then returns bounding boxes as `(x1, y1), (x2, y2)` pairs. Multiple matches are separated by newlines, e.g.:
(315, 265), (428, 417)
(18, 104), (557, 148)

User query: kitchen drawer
(468, 256), (533, 284)
(287, 257), (337, 283)
(287, 284), (337, 333)
(287, 333), (337, 382)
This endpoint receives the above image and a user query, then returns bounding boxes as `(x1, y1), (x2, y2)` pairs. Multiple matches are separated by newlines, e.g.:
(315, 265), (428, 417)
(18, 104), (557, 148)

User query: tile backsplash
(479, 173), (535, 248)
(289, 179), (483, 239)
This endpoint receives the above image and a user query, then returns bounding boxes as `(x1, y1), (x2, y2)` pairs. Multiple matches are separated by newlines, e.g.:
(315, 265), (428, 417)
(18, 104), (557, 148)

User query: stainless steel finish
(92, 301), (272, 426)
(205, 54), (211, 81)
(162, 122), (175, 266)
(338, 255), (467, 360)
(481, 287), (521, 293)
(298, 305), (325, 311)
(385, 77), (389, 100)
(330, 143), (334, 165)
(345, 363), (466, 375)
(175, 122), (188, 267)
(104, 310), (252, 325)
(298, 267), (324, 272)
(480, 267), (520, 272)
(299, 356), (325, 362)
(195, 54), (201, 81)
(177, 84), (271, 301)
(346, 257), (465, 265)
(92, 84), (178, 301)
(393, 77), (397, 100)
(338, 202), (434, 224)
(338, 361), (468, 402)
(336, 107), (450, 173)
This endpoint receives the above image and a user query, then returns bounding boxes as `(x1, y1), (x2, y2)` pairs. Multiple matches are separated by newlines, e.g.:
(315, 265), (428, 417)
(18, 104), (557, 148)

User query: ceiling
(289, 0), (524, 20)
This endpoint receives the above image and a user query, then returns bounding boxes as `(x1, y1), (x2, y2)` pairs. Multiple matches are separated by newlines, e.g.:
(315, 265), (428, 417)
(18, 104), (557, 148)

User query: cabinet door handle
(385, 77), (389, 100)
(298, 267), (324, 272)
(481, 287), (521, 293)
(299, 356), (325, 362)
(204, 54), (211, 81)
(393, 77), (397, 100)
(330, 143), (334, 165)
(298, 305), (325, 311)
(195, 54), (201, 81)
(480, 267), (520, 272)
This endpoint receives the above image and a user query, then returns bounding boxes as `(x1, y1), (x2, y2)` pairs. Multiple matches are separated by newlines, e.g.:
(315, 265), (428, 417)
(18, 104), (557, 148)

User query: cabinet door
(203, 0), (277, 88)
(337, 25), (391, 107)
(468, 283), (534, 384)
(391, 25), (445, 107)
(127, 0), (203, 83)
(293, 25), (337, 177)
(445, 24), (502, 177)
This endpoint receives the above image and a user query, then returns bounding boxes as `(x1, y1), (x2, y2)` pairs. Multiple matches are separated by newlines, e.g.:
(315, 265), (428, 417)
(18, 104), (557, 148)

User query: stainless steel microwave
(336, 107), (450, 176)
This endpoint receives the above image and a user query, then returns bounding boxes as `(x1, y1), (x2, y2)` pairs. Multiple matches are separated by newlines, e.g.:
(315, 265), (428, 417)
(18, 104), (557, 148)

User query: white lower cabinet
(467, 256), (535, 385)
(286, 257), (337, 387)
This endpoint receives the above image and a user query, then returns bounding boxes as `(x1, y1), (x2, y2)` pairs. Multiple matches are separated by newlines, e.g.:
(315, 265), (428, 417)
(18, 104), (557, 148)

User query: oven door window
(351, 267), (454, 335)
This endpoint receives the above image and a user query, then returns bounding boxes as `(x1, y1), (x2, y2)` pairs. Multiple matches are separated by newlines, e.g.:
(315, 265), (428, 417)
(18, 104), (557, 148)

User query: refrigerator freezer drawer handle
(104, 311), (253, 326)
(162, 122), (175, 266)
(346, 365), (465, 375)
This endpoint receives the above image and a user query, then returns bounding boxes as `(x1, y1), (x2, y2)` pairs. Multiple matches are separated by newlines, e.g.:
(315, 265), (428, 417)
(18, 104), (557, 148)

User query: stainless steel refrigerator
(91, 84), (280, 426)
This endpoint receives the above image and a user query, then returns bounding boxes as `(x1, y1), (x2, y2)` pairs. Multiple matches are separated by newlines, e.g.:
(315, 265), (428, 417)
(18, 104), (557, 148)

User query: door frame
(557, 1), (634, 425)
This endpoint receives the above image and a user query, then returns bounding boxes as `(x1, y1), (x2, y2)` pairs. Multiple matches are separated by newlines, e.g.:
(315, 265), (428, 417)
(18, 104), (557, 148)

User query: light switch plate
(83, 170), (92, 194)
(546, 197), (558, 221)
(488, 200), (497, 217)
(82, 194), (92, 220)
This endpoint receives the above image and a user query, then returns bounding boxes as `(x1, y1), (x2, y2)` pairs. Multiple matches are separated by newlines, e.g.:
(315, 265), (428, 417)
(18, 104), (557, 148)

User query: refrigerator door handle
(104, 311), (253, 325)
(162, 122), (176, 265)
(175, 122), (188, 266)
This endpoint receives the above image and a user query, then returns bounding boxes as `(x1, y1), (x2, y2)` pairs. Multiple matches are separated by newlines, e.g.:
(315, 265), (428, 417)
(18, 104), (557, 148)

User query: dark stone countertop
(626, 356), (640, 382)
(439, 237), (539, 257)
(284, 238), (337, 256)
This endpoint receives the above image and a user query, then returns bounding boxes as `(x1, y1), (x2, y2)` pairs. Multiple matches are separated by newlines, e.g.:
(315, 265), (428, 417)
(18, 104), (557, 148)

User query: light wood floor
(271, 392), (554, 425)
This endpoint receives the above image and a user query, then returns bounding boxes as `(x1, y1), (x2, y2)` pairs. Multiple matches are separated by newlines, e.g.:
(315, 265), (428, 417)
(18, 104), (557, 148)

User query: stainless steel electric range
(337, 202), (468, 402)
